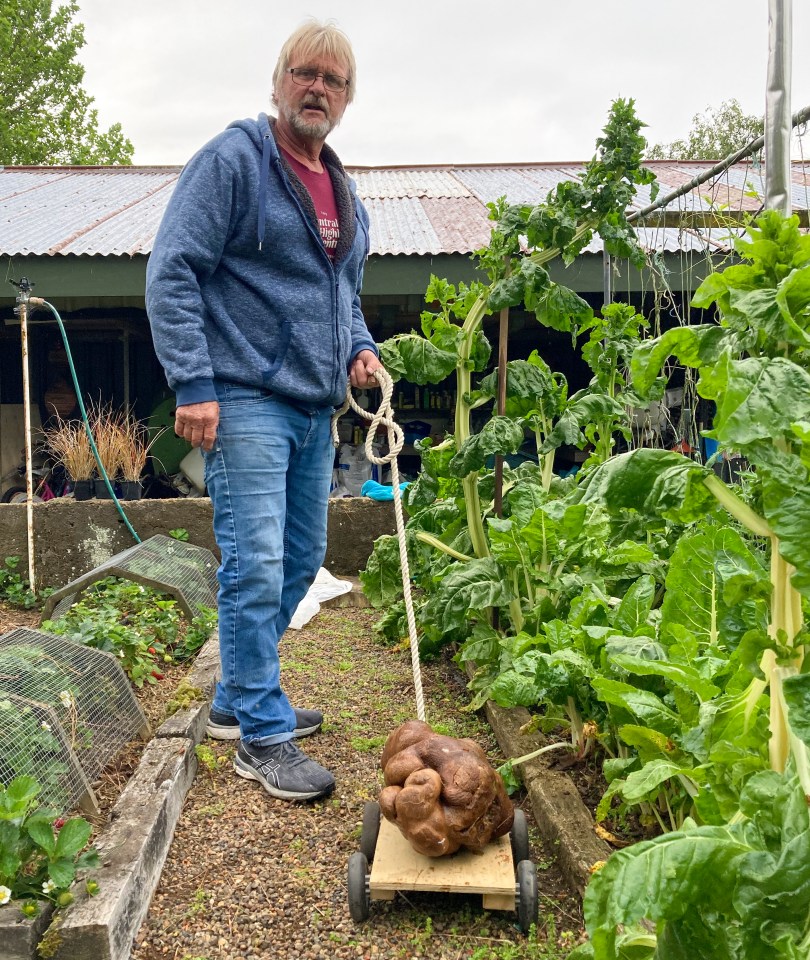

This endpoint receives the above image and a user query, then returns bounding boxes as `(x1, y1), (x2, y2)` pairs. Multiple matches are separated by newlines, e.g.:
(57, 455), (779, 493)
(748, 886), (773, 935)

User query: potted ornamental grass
(88, 404), (125, 499)
(43, 416), (95, 501)
(118, 412), (166, 500)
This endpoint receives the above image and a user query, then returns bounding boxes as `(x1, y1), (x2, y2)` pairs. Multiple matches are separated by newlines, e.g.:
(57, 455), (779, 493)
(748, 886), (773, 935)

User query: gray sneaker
(207, 707), (323, 741)
(234, 739), (335, 801)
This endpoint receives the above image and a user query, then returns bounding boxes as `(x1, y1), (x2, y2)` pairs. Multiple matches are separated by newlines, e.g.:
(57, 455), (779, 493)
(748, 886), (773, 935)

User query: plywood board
(369, 818), (515, 898)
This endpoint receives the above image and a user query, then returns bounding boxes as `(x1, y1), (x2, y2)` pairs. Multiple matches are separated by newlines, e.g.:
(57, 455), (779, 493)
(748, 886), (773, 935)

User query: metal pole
(766, 0), (793, 214)
(14, 280), (36, 594)
(602, 249), (612, 308)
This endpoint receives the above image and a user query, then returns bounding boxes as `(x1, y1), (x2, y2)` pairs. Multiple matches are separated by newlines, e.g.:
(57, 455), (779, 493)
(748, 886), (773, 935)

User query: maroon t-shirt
(282, 150), (340, 259)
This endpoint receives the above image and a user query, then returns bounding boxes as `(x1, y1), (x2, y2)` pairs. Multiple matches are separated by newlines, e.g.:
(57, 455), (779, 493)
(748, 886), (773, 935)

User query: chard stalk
(567, 696), (585, 752)
(457, 294), (490, 559)
(414, 531), (473, 562)
(510, 570), (525, 633)
(703, 473), (773, 537)
(772, 665), (810, 794)
(508, 739), (573, 768)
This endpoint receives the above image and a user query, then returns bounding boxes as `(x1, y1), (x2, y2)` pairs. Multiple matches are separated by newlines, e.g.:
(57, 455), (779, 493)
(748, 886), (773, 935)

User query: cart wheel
(510, 809), (530, 865)
(347, 851), (370, 922)
(515, 859), (538, 934)
(360, 801), (381, 861)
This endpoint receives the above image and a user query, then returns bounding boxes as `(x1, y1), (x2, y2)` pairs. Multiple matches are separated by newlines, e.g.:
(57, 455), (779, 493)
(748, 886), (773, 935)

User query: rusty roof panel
(722, 163), (810, 211)
(453, 166), (571, 206)
(352, 168), (470, 199)
(420, 197), (493, 254)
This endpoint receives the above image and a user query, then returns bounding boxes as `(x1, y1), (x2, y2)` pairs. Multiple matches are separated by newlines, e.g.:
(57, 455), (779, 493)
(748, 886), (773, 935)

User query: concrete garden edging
(0, 902), (54, 960)
(481, 699), (611, 897)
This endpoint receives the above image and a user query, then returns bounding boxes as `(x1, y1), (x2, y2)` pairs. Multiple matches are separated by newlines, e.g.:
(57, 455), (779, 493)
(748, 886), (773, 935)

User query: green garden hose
(30, 297), (141, 544)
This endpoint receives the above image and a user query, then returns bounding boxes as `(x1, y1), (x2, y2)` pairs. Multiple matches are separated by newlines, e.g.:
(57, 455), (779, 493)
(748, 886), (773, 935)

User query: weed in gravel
(194, 803), (225, 818)
(351, 734), (388, 752)
(466, 917), (576, 959)
(408, 916), (434, 952)
(185, 888), (209, 917)
(282, 660), (315, 674)
(194, 744), (228, 778)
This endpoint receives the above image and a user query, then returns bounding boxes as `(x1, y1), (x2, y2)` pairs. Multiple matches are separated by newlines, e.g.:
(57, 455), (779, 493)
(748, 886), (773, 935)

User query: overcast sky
(75, 0), (810, 167)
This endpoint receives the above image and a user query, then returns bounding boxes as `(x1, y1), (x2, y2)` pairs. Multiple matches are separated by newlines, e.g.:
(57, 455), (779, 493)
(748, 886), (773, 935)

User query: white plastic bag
(288, 567), (353, 630)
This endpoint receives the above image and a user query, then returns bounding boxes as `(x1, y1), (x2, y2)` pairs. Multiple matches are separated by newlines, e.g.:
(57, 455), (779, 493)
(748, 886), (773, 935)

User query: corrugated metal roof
(0, 161), (807, 259)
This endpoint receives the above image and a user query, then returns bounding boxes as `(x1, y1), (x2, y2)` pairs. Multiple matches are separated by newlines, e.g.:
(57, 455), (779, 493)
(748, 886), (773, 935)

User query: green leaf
(489, 670), (541, 708)
(379, 334), (457, 384)
(661, 525), (768, 650)
(611, 574), (655, 634)
(54, 818), (91, 859)
(617, 724), (674, 759)
(631, 325), (728, 398)
(47, 857), (75, 889)
(592, 677), (680, 736)
(782, 674), (810, 749)
(701, 355), (810, 449)
(608, 654), (720, 702)
(583, 826), (750, 955)
(434, 558), (513, 633)
(27, 819), (56, 856)
(619, 759), (686, 803)
(534, 283), (593, 332)
(576, 449), (715, 525)
(448, 416), (525, 477)
(5, 775), (40, 808)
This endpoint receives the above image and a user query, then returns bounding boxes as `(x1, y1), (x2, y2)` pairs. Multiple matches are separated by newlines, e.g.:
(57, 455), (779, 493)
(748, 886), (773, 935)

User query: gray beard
(284, 104), (335, 141)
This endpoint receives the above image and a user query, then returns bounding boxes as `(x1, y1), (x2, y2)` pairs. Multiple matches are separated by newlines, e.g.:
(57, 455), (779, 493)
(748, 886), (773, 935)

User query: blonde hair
(272, 19), (356, 104)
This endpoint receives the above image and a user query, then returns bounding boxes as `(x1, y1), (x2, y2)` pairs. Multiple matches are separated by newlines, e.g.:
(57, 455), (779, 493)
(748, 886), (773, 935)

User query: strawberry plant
(0, 775), (99, 916)
(42, 577), (217, 686)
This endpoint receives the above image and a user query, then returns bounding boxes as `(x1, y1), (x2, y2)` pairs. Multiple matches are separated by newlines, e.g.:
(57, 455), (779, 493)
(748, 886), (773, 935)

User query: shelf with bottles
(393, 381), (456, 414)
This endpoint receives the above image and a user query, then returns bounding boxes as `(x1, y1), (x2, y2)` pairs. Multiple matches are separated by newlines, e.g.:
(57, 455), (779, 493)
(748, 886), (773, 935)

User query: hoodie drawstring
(258, 133), (272, 250)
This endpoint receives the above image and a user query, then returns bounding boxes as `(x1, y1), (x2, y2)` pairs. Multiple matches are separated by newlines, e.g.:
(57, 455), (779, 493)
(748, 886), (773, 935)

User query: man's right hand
(175, 401), (219, 451)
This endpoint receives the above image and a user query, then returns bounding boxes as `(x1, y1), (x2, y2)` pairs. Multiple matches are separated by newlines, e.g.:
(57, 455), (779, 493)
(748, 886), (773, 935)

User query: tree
(646, 99), (763, 160)
(0, 0), (134, 165)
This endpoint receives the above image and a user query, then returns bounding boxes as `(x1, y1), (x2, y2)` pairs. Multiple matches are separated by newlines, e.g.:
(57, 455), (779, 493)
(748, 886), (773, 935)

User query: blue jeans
(204, 381), (335, 745)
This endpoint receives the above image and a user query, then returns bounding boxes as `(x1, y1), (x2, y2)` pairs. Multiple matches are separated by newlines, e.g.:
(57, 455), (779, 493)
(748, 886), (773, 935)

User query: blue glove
(360, 479), (410, 501)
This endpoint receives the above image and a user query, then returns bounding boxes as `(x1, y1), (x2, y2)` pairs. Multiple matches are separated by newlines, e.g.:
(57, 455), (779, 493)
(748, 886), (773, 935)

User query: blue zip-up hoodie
(146, 113), (377, 409)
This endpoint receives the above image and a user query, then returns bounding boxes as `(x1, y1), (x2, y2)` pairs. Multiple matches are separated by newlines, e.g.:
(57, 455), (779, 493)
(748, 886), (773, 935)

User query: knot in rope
(331, 367), (405, 465)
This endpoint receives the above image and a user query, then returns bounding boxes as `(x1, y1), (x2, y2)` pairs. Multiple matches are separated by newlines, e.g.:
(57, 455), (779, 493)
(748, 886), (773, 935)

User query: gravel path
(130, 604), (583, 960)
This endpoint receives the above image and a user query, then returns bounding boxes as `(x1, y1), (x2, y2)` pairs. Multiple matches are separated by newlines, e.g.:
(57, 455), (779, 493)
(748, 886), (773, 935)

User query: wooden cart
(347, 803), (538, 933)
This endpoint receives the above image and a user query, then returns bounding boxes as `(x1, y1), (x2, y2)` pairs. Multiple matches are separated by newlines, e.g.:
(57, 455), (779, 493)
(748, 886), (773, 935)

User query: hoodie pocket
(260, 317), (334, 400)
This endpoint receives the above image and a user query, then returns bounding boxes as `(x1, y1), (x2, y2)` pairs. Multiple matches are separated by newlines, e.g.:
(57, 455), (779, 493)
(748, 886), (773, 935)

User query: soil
(1, 599), (587, 958)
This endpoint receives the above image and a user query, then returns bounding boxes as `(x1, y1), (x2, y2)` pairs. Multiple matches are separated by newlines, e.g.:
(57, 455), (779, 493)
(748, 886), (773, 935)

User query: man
(146, 20), (381, 801)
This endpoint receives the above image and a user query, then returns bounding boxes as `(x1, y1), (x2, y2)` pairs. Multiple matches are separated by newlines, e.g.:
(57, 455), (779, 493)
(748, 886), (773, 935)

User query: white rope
(332, 370), (426, 723)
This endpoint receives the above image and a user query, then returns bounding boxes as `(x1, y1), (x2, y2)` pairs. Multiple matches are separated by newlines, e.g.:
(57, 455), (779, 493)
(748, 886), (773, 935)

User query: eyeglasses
(287, 67), (349, 93)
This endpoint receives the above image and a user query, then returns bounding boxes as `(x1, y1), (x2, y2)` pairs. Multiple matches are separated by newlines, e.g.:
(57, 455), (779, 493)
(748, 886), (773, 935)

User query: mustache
(300, 96), (329, 113)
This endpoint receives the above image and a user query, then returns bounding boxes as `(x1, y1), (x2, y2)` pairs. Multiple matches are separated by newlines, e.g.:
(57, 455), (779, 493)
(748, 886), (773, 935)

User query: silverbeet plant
(0, 775), (99, 916)
(571, 743), (810, 959)
(568, 212), (810, 958)
(581, 210), (810, 780)
(366, 99), (657, 649)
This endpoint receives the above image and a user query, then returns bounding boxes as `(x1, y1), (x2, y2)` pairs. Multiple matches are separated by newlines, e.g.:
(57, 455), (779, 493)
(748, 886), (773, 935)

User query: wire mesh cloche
(0, 628), (149, 813)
